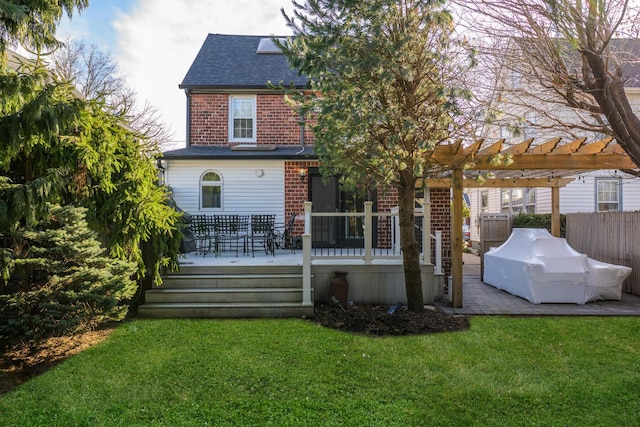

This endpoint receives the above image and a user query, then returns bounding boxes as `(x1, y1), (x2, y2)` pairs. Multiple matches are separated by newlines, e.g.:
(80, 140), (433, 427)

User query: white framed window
(522, 111), (536, 140)
(525, 188), (536, 213)
(511, 69), (522, 89)
(229, 95), (256, 142)
(501, 189), (510, 213)
(501, 188), (536, 214)
(596, 178), (621, 212)
(480, 191), (489, 213)
(200, 170), (222, 209)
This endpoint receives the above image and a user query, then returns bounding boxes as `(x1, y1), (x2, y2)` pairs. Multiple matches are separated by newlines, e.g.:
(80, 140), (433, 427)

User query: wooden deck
(138, 250), (443, 318)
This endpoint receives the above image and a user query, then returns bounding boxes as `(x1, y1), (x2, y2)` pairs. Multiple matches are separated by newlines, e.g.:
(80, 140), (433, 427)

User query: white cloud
(112, 0), (293, 149)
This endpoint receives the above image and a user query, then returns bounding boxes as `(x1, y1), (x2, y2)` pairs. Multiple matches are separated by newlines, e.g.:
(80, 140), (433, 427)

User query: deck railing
(301, 201), (443, 306)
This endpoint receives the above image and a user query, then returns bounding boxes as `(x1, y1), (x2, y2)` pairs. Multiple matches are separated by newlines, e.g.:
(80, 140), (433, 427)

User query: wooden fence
(566, 212), (640, 296)
(478, 213), (512, 276)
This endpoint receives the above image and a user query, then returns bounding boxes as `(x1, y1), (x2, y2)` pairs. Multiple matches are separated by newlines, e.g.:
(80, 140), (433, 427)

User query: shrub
(0, 205), (137, 348)
(512, 213), (566, 237)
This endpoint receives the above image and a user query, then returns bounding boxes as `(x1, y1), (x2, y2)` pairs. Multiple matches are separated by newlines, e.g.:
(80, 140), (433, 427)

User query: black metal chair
(190, 214), (214, 256)
(213, 215), (248, 257)
(250, 214), (276, 256)
(273, 213), (298, 253)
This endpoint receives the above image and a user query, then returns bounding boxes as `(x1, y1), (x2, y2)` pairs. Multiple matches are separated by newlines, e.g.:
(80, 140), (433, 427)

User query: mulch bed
(0, 326), (115, 397)
(311, 303), (470, 336)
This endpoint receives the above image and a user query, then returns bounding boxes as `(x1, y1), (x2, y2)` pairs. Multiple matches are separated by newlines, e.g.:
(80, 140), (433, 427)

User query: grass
(1, 316), (640, 426)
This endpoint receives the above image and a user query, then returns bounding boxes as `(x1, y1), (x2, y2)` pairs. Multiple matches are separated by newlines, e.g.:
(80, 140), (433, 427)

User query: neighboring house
(161, 34), (453, 258)
(468, 39), (640, 245)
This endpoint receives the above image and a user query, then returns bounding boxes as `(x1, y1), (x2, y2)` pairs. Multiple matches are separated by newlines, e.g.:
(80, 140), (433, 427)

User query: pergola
(419, 136), (637, 308)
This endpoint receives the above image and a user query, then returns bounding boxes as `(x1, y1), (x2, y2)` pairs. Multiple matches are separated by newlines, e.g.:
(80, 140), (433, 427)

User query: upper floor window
(596, 178), (621, 212)
(229, 95), (256, 142)
(201, 171), (222, 209)
(511, 69), (522, 89)
(522, 111), (536, 141)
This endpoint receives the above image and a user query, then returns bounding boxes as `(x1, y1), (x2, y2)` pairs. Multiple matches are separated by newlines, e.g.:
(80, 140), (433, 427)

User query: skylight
(256, 38), (286, 54)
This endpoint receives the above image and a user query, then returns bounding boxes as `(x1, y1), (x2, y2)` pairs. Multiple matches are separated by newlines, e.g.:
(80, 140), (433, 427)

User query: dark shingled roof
(180, 34), (309, 90)
(162, 145), (316, 160)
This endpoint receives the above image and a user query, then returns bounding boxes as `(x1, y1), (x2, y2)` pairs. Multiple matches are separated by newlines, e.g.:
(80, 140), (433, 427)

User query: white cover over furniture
(483, 228), (631, 304)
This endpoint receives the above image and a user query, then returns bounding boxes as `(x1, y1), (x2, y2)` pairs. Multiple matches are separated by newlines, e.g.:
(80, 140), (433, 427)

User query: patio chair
(213, 215), (248, 257)
(249, 214), (276, 256)
(273, 213), (298, 254)
(190, 214), (214, 256)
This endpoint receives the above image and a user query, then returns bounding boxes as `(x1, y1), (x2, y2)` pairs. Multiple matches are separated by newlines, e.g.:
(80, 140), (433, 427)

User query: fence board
(566, 212), (640, 296)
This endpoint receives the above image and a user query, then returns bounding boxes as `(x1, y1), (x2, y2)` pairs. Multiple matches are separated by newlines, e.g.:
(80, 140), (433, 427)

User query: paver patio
(437, 253), (640, 316)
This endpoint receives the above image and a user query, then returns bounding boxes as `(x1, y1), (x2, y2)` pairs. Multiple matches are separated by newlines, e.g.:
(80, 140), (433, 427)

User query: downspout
(185, 88), (191, 147)
(295, 113), (305, 155)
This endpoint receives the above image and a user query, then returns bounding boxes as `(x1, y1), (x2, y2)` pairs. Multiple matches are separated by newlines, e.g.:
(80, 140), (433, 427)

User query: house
(162, 33), (453, 268)
(467, 39), (640, 246)
(142, 34), (454, 315)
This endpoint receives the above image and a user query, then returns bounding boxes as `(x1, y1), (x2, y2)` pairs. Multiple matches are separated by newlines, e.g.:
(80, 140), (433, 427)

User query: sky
(57, 0), (294, 150)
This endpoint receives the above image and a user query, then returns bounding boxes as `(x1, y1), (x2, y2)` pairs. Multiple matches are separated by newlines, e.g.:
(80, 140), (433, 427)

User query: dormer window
(229, 95), (256, 143)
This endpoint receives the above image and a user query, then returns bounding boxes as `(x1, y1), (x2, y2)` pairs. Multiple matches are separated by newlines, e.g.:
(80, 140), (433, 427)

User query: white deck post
(391, 206), (400, 255)
(364, 201), (373, 264)
(434, 230), (442, 274)
(422, 189), (431, 265)
(302, 201), (312, 306)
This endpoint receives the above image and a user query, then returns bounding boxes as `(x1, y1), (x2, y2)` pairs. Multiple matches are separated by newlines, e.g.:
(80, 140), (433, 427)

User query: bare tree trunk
(398, 175), (424, 313)
(582, 51), (640, 167)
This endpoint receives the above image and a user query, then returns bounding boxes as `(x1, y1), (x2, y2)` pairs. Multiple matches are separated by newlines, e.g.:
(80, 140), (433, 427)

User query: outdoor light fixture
(299, 168), (307, 181)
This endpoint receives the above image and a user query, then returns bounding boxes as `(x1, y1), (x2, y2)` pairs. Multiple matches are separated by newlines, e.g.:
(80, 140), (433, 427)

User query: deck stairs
(138, 264), (314, 318)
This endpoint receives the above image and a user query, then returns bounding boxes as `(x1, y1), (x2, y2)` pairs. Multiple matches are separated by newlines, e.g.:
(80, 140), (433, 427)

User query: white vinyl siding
(470, 171), (640, 217)
(166, 159), (286, 224)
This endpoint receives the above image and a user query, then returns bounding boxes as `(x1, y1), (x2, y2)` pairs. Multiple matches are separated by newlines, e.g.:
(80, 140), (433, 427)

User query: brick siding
(189, 93), (314, 146)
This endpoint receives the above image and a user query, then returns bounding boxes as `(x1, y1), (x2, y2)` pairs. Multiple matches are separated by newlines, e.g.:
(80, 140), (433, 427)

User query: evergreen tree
(0, 1), (183, 346)
(0, 0), (88, 52)
(0, 57), (182, 284)
(0, 204), (137, 348)
(279, 0), (475, 311)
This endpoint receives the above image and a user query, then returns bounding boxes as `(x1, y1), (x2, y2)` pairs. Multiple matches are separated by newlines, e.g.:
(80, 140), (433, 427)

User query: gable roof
(179, 34), (309, 90)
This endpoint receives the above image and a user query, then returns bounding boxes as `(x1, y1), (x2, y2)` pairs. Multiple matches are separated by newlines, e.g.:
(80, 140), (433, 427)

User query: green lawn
(1, 316), (640, 426)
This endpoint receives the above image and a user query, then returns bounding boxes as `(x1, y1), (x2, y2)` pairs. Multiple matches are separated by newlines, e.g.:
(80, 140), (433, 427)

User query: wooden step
(139, 263), (313, 318)
(160, 273), (304, 289)
(138, 302), (314, 318)
(144, 287), (303, 303)
(168, 264), (302, 275)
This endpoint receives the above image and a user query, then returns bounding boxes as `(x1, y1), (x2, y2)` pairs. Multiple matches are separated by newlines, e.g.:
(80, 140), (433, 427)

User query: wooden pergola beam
(550, 137), (586, 154)
(470, 153), (635, 170)
(420, 177), (574, 188)
(429, 137), (634, 170)
(422, 137), (637, 310)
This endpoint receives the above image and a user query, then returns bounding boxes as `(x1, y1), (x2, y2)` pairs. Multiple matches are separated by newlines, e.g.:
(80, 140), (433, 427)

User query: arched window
(201, 171), (222, 209)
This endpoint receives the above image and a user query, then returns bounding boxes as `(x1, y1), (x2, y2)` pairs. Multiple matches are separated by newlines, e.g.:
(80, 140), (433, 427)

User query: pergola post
(551, 186), (560, 237)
